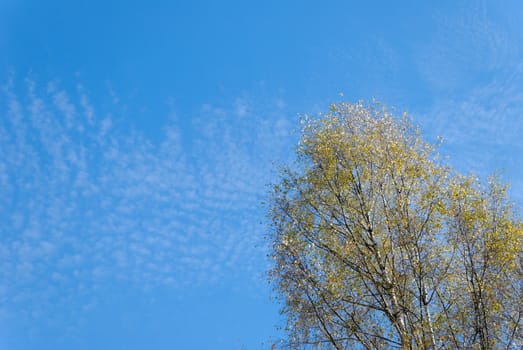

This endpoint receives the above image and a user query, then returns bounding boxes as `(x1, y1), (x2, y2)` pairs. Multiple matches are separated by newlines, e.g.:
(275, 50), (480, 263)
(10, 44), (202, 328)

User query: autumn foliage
(269, 102), (523, 349)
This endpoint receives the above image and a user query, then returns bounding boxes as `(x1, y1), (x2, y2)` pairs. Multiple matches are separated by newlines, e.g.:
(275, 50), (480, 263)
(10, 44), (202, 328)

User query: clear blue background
(1, 1), (523, 349)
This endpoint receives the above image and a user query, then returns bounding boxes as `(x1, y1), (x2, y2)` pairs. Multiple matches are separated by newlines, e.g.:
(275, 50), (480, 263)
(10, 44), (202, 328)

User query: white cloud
(411, 1), (523, 203)
(415, 1), (522, 93)
(0, 78), (294, 326)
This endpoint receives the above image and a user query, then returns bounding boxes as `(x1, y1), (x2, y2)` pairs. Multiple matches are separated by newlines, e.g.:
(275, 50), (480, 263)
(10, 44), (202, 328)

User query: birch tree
(269, 101), (523, 349)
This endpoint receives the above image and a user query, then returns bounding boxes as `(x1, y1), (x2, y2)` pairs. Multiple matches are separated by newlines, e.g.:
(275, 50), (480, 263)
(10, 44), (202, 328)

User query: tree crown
(269, 101), (523, 349)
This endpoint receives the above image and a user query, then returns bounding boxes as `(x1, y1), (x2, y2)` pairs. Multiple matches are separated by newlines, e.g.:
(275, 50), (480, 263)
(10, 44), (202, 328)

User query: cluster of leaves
(269, 102), (523, 349)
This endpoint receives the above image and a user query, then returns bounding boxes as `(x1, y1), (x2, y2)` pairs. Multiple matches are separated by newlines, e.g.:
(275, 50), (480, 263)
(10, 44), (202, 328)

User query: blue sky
(1, 1), (523, 349)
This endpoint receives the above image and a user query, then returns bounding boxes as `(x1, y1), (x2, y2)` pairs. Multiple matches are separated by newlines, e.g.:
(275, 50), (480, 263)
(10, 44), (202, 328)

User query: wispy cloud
(0, 79), (294, 327)
(412, 1), (523, 202)
(415, 1), (522, 93)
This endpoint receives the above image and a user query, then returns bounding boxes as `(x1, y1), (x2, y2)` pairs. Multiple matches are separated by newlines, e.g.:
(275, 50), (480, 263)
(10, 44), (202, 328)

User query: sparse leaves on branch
(269, 101), (523, 349)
